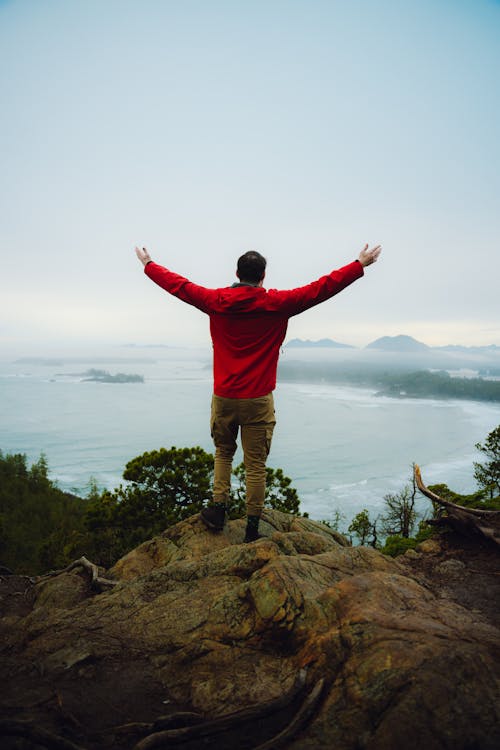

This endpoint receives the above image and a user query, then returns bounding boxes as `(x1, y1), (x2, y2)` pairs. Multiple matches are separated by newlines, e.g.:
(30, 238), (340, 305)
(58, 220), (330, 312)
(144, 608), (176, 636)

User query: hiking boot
(244, 515), (261, 543)
(200, 504), (226, 531)
(243, 527), (262, 543)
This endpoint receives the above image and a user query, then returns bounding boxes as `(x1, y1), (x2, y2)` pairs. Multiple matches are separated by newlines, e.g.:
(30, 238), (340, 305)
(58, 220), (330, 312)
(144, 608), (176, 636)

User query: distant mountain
(366, 335), (430, 352)
(286, 338), (355, 349)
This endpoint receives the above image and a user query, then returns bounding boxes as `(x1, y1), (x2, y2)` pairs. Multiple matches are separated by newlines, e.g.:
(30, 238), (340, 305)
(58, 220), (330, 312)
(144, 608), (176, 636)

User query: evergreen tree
(348, 509), (379, 547)
(474, 425), (500, 498)
(0, 451), (87, 573)
(231, 463), (300, 518)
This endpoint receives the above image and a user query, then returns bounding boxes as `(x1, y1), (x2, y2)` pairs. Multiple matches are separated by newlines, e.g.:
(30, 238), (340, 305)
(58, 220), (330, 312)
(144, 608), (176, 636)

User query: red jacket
(145, 260), (364, 398)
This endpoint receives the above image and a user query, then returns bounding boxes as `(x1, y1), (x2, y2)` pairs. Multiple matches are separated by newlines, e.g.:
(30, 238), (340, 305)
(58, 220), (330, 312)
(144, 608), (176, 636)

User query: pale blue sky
(1, 0), (499, 351)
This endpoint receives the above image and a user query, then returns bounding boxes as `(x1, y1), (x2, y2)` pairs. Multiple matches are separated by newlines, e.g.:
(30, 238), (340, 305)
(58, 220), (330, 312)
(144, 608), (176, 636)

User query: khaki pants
(210, 392), (276, 517)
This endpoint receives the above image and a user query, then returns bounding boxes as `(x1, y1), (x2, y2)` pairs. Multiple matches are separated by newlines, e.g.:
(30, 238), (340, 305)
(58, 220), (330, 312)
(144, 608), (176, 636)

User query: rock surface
(1, 510), (499, 750)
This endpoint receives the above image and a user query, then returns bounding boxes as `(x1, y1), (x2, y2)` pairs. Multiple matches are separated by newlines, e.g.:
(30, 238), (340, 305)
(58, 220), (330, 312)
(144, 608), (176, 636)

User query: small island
(81, 368), (144, 383)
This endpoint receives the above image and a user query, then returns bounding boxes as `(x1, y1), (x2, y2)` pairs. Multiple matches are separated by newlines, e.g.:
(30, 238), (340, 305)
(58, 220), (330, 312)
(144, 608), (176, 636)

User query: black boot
(244, 515), (261, 543)
(200, 503), (226, 531)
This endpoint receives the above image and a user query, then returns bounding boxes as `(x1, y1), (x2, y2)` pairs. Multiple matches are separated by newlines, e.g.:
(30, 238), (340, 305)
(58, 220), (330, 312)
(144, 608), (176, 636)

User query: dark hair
(237, 251), (267, 283)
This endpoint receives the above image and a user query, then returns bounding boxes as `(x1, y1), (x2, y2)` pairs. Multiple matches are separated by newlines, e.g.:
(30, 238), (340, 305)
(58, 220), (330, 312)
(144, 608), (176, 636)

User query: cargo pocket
(265, 423), (275, 456)
(211, 416), (227, 447)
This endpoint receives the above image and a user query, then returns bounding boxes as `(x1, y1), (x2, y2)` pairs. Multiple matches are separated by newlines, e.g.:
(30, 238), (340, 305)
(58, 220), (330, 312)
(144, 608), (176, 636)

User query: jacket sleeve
(270, 260), (364, 316)
(144, 262), (215, 314)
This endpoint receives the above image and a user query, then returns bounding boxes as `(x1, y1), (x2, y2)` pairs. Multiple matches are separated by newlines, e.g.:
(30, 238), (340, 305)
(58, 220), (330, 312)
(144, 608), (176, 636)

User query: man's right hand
(135, 246), (152, 266)
(358, 244), (382, 267)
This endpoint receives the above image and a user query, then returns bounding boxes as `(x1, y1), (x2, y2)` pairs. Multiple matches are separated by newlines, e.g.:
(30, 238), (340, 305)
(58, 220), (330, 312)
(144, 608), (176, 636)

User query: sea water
(1, 349), (499, 526)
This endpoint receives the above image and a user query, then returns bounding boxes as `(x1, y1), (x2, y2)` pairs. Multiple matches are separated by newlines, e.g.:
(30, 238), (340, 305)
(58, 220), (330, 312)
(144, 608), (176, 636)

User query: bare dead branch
(414, 466), (500, 518)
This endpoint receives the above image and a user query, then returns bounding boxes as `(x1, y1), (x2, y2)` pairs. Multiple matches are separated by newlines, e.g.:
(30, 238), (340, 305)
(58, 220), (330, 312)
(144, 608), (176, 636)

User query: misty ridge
(287, 333), (500, 356)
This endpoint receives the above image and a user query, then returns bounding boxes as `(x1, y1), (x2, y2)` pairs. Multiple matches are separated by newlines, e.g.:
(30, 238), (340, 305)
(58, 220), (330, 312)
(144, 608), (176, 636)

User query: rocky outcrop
(1, 510), (499, 749)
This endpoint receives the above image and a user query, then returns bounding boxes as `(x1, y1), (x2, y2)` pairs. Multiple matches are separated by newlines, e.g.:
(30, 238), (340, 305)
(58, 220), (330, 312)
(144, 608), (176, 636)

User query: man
(135, 243), (381, 541)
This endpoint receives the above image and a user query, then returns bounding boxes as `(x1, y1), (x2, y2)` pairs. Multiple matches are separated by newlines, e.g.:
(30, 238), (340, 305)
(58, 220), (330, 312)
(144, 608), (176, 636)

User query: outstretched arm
(272, 243), (382, 316)
(135, 246), (153, 266)
(134, 246), (214, 314)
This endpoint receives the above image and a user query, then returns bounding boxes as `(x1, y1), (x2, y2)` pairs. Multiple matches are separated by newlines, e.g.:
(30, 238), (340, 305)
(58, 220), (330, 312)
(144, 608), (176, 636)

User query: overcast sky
(1, 0), (499, 353)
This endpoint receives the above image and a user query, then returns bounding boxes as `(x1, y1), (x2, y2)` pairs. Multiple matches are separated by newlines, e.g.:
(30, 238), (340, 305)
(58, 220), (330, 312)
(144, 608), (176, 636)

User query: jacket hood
(215, 286), (267, 313)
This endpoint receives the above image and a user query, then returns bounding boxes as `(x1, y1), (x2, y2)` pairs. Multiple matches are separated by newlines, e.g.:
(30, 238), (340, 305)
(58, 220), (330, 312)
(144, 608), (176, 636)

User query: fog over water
(1, 346), (499, 528)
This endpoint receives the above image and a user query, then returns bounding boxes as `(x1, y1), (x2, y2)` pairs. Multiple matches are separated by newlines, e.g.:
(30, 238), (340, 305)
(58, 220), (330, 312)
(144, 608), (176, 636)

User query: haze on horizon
(1, 0), (499, 355)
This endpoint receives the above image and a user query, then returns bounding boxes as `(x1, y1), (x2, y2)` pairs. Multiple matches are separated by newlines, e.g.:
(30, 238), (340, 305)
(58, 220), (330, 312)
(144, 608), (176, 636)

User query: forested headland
(278, 361), (500, 402)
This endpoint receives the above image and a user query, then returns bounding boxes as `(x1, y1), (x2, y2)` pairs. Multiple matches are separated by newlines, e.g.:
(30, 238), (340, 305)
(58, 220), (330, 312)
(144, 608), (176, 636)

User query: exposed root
(131, 669), (311, 749)
(37, 556), (117, 592)
(108, 712), (205, 736)
(251, 678), (325, 750)
(0, 719), (87, 749)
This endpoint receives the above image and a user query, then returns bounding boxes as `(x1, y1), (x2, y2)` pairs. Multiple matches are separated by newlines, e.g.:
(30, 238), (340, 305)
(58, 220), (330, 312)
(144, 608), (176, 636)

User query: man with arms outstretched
(136, 243), (381, 541)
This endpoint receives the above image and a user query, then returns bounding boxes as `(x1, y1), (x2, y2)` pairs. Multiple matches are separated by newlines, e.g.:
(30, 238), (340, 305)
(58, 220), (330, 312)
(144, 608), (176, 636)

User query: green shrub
(381, 534), (417, 557)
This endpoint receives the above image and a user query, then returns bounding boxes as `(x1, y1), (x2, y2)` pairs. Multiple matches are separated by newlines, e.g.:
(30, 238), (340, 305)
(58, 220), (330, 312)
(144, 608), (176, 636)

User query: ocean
(1, 348), (499, 527)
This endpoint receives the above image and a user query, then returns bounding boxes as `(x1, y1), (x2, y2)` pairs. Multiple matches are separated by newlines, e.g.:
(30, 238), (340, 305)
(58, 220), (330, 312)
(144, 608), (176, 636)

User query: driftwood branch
(132, 669), (313, 749)
(414, 464), (500, 546)
(38, 556), (117, 592)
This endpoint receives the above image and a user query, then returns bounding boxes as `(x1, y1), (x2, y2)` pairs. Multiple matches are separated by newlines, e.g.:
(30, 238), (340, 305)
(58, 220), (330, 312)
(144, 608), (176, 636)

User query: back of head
(237, 251), (267, 284)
